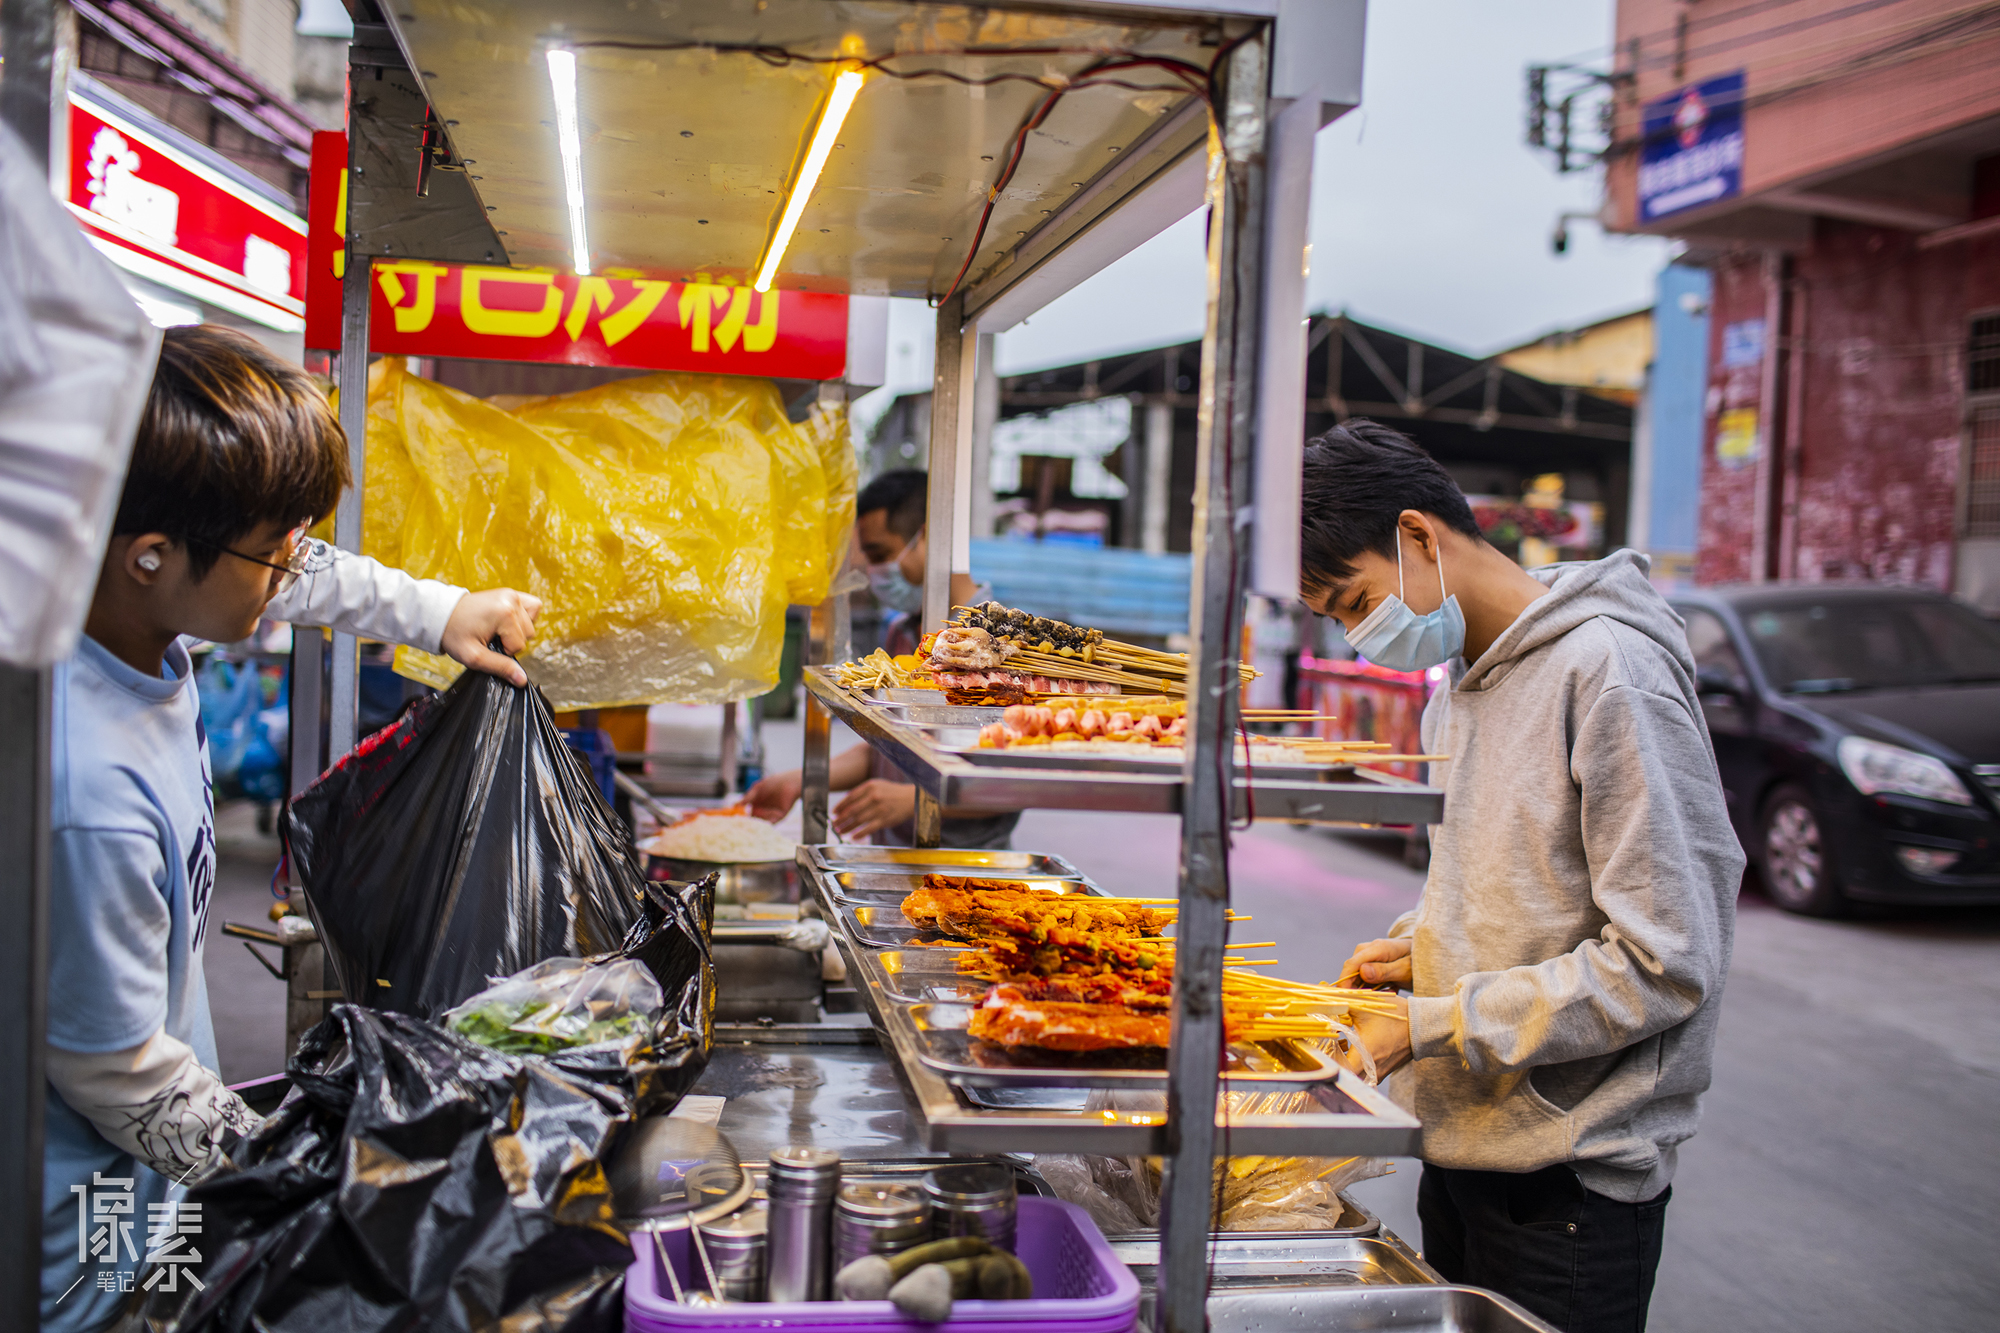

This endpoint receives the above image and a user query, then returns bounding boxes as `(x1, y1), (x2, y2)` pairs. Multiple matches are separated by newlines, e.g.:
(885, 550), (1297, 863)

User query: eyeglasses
(189, 527), (312, 593)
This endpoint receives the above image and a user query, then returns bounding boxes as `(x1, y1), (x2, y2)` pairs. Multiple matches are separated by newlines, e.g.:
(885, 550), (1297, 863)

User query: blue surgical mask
(1342, 527), (1465, 671)
(869, 563), (924, 614)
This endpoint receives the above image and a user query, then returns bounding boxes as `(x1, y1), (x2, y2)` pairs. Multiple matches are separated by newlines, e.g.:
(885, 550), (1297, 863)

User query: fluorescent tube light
(546, 48), (592, 276)
(754, 67), (864, 293)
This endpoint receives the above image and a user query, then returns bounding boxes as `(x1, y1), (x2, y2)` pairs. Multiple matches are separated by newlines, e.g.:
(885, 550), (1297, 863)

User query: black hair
(1298, 418), (1482, 599)
(856, 468), (928, 540)
(116, 324), (349, 578)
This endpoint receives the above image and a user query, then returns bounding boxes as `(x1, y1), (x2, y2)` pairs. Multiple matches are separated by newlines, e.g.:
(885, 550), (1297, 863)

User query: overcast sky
(868, 0), (1669, 405)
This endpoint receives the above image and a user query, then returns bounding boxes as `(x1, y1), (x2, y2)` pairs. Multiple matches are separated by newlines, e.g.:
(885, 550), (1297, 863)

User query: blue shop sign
(1638, 71), (1745, 222)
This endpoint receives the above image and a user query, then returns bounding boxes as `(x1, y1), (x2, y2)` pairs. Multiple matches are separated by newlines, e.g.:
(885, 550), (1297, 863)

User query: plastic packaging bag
(445, 956), (665, 1060)
(140, 1006), (631, 1333)
(349, 359), (855, 709)
(576, 878), (713, 1115)
(285, 665), (658, 1019)
(1035, 1087), (1391, 1233)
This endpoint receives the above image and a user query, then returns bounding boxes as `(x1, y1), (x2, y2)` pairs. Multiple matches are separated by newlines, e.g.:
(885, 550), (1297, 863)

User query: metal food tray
(807, 669), (1445, 825)
(956, 745), (1360, 784)
(857, 687), (950, 705)
(817, 869), (1101, 907)
(1190, 1285), (1560, 1333)
(875, 705), (1006, 726)
(913, 726), (1366, 784)
(1115, 1233), (1434, 1290)
(803, 844), (1087, 878)
(1110, 1195), (1382, 1243)
(865, 948), (1009, 1005)
(883, 1000), (1344, 1091)
(837, 904), (970, 950)
(837, 899), (1148, 948)
(803, 851), (1422, 1156)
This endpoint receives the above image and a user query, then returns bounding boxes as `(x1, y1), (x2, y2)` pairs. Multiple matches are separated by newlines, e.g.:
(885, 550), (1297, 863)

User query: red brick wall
(1785, 223), (1994, 586)
(1695, 255), (1766, 585)
(1695, 225), (2000, 587)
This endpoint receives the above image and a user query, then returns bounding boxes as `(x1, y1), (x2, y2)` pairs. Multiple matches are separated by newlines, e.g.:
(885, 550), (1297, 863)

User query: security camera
(1549, 211), (1597, 259)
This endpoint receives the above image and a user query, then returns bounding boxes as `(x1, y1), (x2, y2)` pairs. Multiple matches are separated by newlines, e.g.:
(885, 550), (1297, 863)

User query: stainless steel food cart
(0, 3), (1463, 1329)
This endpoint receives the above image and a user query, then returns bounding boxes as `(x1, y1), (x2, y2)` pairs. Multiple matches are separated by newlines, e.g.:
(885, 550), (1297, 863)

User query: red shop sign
(66, 93), (306, 331)
(303, 129), (345, 350)
(369, 264), (848, 378)
(306, 133), (848, 378)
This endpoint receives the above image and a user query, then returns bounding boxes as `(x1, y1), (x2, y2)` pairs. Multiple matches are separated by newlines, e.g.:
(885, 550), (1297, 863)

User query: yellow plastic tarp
(349, 358), (853, 710)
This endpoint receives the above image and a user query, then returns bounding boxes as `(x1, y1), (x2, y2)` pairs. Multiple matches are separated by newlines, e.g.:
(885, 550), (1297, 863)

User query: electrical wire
(937, 33), (1254, 307)
(563, 36), (1223, 305)
(1609, 0), (2000, 159)
(933, 56), (1206, 304)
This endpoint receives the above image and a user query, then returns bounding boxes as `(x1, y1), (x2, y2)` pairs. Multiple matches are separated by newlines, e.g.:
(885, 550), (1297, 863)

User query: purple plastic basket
(626, 1195), (1139, 1333)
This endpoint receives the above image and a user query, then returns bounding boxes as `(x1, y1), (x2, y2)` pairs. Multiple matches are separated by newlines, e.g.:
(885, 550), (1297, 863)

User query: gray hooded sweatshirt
(1393, 549), (1742, 1204)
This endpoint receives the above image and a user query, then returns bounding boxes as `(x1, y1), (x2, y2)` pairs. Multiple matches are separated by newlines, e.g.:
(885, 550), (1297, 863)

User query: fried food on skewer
(901, 883), (1171, 941)
(967, 984), (1174, 1051)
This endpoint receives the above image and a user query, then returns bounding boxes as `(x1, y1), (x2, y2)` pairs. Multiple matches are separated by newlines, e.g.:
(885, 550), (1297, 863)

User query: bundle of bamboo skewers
(949, 603), (1257, 696)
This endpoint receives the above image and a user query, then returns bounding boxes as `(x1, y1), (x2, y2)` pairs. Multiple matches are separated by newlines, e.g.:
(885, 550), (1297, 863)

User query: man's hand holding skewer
(1338, 937), (1412, 989)
(1336, 938), (1413, 1079)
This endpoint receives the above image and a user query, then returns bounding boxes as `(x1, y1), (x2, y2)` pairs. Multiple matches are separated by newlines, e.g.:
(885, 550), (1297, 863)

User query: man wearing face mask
(1299, 421), (1740, 1333)
(748, 470), (1019, 847)
(855, 469), (980, 654)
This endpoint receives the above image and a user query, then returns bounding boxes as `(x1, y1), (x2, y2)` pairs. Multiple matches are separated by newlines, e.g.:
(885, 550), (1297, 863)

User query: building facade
(1598, 0), (2000, 609)
(40, 0), (344, 361)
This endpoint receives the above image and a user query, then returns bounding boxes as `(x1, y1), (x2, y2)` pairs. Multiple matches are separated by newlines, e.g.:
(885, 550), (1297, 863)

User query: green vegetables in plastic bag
(445, 956), (664, 1060)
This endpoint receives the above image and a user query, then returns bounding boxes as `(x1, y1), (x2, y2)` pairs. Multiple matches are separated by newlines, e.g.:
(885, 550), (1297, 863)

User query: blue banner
(1638, 71), (1745, 222)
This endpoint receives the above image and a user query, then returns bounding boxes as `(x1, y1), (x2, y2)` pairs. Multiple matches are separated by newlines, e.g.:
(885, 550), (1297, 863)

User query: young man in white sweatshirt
(42, 325), (541, 1330)
(1299, 419), (1742, 1333)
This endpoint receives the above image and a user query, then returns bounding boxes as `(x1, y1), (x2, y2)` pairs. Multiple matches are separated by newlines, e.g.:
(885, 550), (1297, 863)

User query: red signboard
(367, 266), (848, 378)
(305, 132), (848, 378)
(304, 130), (345, 350)
(66, 93), (306, 331)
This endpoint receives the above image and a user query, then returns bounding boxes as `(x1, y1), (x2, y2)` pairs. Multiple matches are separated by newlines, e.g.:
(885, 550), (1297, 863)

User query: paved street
(205, 800), (292, 1087)
(1018, 808), (2000, 1333)
(202, 715), (2000, 1331)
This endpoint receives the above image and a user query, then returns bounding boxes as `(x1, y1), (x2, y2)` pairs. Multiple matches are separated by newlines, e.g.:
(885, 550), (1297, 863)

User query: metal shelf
(805, 668), (1446, 826)
(801, 847), (1423, 1159)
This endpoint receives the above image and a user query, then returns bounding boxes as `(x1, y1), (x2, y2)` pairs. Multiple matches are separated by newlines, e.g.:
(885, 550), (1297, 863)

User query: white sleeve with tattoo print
(46, 1027), (261, 1180)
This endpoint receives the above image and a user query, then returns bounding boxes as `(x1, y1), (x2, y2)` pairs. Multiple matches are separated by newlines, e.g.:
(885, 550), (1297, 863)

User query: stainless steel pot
(647, 857), (801, 905)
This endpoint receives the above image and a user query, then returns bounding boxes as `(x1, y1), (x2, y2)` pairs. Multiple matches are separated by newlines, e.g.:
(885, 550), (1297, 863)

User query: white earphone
(137, 553), (161, 572)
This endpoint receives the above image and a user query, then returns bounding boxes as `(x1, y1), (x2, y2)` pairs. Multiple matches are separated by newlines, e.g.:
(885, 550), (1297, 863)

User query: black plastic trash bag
(140, 1006), (632, 1333)
(285, 668), (648, 1019)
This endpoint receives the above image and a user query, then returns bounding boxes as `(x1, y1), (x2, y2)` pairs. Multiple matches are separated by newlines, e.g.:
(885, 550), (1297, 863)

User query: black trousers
(1417, 1163), (1670, 1333)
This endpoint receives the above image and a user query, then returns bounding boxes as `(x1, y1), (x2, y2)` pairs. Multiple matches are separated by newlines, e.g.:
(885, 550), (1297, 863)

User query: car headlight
(1836, 736), (1973, 806)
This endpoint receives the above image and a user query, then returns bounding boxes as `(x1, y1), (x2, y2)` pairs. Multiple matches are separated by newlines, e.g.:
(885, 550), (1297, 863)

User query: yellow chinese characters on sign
(367, 265), (847, 379)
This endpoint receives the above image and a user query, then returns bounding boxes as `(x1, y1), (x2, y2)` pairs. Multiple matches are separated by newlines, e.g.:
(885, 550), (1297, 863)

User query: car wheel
(1759, 784), (1848, 917)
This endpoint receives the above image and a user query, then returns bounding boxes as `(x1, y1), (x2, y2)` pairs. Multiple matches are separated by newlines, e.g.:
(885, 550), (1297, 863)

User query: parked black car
(1667, 585), (2000, 915)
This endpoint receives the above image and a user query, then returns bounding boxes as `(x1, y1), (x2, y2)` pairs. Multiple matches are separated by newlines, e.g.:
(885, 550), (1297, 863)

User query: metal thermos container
(832, 1183), (931, 1273)
(765, 1147), (842, 1302)
(923, 1163), (1018, 1252)
(695, 1205), (768, 1302)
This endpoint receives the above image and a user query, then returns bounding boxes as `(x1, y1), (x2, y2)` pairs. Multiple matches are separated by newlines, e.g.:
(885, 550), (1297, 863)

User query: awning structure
(379, 1), (1215, 299)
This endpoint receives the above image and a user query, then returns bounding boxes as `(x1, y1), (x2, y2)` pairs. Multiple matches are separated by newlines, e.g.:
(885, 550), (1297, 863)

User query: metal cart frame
(0, 7), (1413, 1331)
